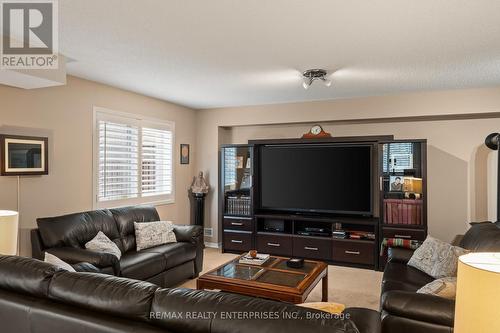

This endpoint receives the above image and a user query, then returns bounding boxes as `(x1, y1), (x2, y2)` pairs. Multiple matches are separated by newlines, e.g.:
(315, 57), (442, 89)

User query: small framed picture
(0, 135), (49, 175)
(180, 144), (190, 164)
(389, 176), (404, 192)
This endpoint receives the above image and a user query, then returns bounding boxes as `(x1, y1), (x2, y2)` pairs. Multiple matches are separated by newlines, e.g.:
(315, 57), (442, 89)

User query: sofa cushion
(120, 251), (167, 280)
(134, 221), (177, 251)
(37, 209), (123, 251)
(44, 252), (76, 272)
(48, 271), (159, 321)
(417, 277), (457, 300)
(85, 231), (122, 259)
(0, 255), (61, 297)
(460, 222), (500, 251)
(142, 242), (196, 269)
(408, 236), (468, 278)
(110, 206), (160, 253)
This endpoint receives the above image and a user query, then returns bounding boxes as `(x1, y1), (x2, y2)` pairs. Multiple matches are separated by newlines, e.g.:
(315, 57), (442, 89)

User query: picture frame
(389, 175), (404, 192)
(180, 144), (190, 164)
(0, 135), (49, 176)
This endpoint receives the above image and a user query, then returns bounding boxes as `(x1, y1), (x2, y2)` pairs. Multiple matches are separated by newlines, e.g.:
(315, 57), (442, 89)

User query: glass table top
(207, 257), (318, 288)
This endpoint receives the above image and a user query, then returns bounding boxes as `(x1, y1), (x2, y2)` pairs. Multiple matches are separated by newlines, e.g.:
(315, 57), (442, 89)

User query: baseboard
(205, 242), (221, 249)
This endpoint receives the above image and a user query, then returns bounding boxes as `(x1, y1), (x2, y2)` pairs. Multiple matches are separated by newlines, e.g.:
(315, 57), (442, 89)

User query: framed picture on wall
(180, 144), (190, 164)
(0, 135), (49, 175)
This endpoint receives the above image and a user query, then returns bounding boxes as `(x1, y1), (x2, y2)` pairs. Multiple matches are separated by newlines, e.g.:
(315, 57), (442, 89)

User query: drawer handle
(231, 222), (244, 226)
(304, 247), (318, 251)
(345, 250), (360, 255)
(267, 242), (281, 247)
(231, 240), (243, 244)
(394, 234), (412, 239)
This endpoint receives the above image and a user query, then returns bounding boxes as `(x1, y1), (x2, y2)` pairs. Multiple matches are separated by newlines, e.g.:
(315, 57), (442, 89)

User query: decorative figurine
(191, 171), (209, 194)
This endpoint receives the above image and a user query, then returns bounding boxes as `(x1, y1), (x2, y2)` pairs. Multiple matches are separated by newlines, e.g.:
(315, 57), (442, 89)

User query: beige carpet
(178, 248), (382, 310)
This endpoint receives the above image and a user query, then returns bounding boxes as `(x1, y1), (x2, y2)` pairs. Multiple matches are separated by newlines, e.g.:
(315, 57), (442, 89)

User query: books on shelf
(239, 252), (270, 266)
(226, 196), (251, 216)
(384, 199), (423, 225)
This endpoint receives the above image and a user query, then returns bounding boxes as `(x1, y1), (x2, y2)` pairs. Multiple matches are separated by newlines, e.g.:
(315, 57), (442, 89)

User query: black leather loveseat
(0, 255), (380, 333)
(31, 205), (204, 287)
(380, 221), (500, 333)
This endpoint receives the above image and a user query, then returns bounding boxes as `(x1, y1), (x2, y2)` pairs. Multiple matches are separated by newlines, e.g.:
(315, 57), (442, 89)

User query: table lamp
(0, 210), (19, 255)
(454, 252), (500, 333)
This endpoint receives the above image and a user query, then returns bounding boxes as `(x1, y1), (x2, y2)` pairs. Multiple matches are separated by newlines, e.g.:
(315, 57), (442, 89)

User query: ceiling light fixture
(302, 69), (332, 89)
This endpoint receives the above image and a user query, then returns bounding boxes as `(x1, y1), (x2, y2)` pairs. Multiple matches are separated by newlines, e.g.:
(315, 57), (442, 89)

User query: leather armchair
(381, 222), (500, 333)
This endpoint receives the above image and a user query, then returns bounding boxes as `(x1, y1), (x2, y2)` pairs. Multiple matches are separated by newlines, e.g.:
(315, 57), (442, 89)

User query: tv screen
(259, 144), (372, 215)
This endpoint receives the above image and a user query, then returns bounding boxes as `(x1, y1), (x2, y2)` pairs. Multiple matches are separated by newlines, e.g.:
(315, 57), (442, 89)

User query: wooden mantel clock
(302, 125), (332, 138)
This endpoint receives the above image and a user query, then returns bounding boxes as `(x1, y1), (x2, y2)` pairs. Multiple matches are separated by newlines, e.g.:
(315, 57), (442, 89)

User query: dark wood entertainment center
(219, 135), (427, 271)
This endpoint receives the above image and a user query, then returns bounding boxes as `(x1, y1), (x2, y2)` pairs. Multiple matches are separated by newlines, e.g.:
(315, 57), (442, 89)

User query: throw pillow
(417, 277), (457, 300)
(44, 252), (76, 272)
(134, 221), (177, 251)
(408, 236), (469, 278)
(85, 231), (122, 259)
(297, 302), (346, 314)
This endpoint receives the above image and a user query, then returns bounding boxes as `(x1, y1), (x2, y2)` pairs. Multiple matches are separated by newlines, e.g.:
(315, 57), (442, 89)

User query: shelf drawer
(332, 240), (374, 265)
(383, 227), (426, 241)
(223, 217), (253, 232)
(256, 234), (292, 256)
(293, 236), (332, 261)
(224, 232), (252, 252)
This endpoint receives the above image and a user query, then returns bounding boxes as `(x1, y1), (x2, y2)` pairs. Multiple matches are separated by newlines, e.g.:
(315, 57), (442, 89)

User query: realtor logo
(1, 0), (58, 69)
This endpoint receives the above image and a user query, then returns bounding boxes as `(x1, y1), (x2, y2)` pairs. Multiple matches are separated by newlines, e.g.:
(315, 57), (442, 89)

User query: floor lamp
(485, 132), (500, 222)
(0, 210), (19, 255)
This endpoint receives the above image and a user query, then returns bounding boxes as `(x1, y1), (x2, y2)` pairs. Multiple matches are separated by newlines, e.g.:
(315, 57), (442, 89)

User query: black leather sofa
(380, 221), (500, 333)
(31, 205), (204, 287)
(0, 255), (380, 333)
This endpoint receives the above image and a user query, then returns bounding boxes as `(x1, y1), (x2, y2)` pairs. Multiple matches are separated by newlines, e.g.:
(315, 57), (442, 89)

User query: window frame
(92, 107), (175, 209)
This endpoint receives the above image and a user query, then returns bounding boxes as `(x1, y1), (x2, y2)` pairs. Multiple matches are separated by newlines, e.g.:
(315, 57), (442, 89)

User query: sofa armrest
(30, 229), (45, 260)
(71, 262), (101, 273)
(173, 225), (204, 275)
(47, 247), (120, 276)
(173, 225), (204, 246)
(344, 308), (380, 333)
(381, 290), (455, 327)
(387, 247), (415, 264)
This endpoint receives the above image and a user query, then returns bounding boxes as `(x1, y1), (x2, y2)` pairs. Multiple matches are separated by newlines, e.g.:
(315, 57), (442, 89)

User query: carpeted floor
(178, 248), (382, 310)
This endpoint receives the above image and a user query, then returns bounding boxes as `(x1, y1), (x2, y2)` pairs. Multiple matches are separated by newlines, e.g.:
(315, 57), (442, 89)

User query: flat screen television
(259, 144), (372, 215)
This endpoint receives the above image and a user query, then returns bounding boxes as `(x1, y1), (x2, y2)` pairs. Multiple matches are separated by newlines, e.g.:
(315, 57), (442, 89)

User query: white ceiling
(60, 0), (500, 109)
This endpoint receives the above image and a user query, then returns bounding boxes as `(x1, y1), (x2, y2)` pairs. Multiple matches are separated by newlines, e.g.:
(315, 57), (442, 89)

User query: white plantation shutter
(98, 121), (139, 201)
(141, 127), (173, 196)
(94, 109), (175, 208)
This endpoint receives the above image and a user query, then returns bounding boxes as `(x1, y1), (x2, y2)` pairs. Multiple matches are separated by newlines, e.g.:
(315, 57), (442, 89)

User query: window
(93, 108), (174, 208)
(224, 147), (237, 188)
(383, 142), (414, 173)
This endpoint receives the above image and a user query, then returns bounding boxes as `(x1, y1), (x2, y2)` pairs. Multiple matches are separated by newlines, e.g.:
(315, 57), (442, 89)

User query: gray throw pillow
(85, 231), (122, 259)
(134, 221), (177, 251)
(417, 277), (457, 300)
(44, 252), (76, 272)
(408, 236), (469, 278)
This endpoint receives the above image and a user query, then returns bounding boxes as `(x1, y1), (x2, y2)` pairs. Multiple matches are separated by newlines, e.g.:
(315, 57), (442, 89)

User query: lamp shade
(454, 252), (500, 333)
(0, 210), (19, 255)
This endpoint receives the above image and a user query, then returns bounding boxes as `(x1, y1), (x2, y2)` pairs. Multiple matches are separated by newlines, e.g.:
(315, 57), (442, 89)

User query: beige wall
(0, 76), (197, 256)
(196, 87), (500, 245)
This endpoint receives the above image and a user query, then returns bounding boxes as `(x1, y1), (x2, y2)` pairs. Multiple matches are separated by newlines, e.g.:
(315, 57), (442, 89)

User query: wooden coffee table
(196, 254), (328, 304)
